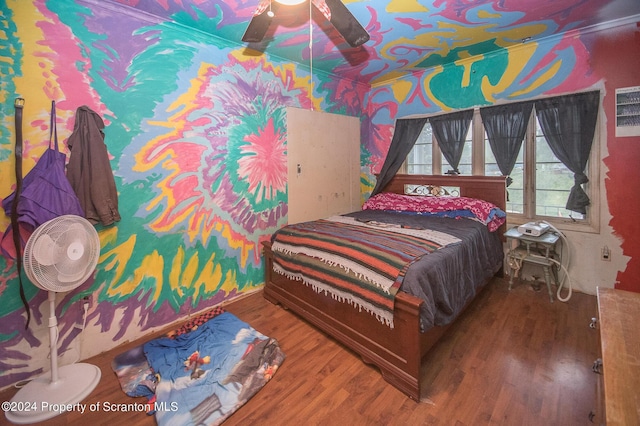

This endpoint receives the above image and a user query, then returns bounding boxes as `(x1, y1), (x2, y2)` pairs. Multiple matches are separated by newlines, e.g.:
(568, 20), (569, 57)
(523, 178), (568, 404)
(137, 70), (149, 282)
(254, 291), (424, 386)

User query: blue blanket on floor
(141, 312), (284, 426)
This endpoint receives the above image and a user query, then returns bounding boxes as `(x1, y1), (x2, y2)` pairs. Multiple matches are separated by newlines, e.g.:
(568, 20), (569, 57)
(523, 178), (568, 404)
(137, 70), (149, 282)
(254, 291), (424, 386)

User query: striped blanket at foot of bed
(271, 215), (461, 327)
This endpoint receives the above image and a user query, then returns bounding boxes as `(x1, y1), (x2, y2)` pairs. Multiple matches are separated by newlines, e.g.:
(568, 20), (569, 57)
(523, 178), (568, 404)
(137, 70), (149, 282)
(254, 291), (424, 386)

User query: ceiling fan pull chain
(309, 0), (313, 110)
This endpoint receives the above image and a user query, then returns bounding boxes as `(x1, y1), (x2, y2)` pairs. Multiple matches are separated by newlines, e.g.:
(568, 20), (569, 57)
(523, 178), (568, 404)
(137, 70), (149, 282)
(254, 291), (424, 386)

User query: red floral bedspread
(363, 193), (506, 232)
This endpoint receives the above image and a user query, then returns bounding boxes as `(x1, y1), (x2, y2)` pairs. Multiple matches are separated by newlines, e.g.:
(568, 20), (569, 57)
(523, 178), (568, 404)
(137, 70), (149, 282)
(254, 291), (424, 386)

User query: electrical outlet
(82, 296), (93, 309)
(601, 246), (611, 261)
(75, 296), (92, 331)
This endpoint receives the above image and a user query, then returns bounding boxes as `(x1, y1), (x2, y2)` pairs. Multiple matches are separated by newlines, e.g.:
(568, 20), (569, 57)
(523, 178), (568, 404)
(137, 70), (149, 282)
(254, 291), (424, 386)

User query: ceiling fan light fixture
(242, 0), (370, 47)
(274, 0), (306, 5)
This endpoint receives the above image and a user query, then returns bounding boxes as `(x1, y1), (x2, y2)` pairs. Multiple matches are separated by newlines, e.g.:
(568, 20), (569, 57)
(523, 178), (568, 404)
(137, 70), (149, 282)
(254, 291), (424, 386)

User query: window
(534, 120), (583, 220)
(406, 124), (433, 175)
(484, 131), (524, 214)
(405, 95), (600, 232)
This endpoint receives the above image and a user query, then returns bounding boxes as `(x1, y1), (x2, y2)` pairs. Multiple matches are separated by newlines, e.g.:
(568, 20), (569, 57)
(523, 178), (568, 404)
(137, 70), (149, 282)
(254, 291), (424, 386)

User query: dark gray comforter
(344, 210), (504, 332)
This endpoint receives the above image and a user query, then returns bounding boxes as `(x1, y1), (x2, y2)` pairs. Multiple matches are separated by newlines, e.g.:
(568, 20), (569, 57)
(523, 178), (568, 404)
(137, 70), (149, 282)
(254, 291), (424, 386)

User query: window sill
(506, 216), (600, 235)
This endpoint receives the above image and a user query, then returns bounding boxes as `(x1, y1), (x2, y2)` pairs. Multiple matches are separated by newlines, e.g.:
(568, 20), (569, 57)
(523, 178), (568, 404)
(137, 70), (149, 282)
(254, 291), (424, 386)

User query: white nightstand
(504, 227), (561, 302)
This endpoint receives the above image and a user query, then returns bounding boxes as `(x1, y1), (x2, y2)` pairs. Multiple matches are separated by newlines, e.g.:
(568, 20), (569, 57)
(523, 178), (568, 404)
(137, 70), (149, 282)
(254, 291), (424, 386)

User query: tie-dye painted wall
(363, 30), (601, 173)
(0, 0), (368, 388)
(1, 0), (639, 391)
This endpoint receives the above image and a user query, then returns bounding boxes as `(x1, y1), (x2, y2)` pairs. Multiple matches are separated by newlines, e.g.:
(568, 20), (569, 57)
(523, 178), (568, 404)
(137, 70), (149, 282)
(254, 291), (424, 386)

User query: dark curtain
(429, 109), (473, 174)
(371, 118), (428, 196)
(480, 101), (533, 187)
(534, 91), (600, 214)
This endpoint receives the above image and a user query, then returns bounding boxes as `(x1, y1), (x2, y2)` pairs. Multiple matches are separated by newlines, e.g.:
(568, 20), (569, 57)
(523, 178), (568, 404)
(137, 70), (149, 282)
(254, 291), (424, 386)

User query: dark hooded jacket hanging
(66, 106), (121, 226)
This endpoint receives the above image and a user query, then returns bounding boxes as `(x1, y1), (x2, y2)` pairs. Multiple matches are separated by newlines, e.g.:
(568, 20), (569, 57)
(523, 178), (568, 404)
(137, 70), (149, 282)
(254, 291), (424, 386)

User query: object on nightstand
(517, 221), (551, 237)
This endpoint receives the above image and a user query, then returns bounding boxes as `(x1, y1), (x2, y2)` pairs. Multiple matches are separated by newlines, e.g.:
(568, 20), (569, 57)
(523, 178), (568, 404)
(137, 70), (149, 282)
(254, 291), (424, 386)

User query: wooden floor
(1, 277), (599, 425)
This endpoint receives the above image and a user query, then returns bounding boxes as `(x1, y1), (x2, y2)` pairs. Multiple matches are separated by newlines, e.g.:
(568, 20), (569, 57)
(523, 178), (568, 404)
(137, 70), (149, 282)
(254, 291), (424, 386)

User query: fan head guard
(23, 215), (100, 292)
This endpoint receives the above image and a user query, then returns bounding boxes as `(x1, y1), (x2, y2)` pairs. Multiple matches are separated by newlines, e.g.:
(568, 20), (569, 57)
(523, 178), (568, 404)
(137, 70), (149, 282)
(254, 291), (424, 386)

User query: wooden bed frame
(262, 174), (507, 400)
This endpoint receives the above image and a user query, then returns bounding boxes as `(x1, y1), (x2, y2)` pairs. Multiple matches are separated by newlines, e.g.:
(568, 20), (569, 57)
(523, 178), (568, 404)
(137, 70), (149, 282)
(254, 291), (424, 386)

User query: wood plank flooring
(0, 277), (600, 425)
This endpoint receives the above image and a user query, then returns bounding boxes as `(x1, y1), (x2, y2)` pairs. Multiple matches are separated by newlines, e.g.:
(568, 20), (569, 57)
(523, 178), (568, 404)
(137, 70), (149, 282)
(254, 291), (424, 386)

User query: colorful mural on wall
(363, 33), (599, 177)
(0, 0), (367, 387)
(1, 0), (638, 390)
(108, 0), (639, 87)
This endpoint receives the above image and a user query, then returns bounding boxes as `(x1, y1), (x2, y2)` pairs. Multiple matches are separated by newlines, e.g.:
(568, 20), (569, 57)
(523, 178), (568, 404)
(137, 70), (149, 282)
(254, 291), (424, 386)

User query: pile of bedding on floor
(111, 307), (285, 425)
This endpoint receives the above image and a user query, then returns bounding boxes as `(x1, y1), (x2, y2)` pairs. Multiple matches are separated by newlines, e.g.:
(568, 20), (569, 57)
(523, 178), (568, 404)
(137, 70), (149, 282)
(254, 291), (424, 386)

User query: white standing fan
(6, 215), (102, 424)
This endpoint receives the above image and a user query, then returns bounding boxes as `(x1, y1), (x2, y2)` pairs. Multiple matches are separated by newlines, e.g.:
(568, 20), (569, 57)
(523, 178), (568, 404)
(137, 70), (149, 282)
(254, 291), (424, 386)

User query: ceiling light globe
(275, 0), (306, 5)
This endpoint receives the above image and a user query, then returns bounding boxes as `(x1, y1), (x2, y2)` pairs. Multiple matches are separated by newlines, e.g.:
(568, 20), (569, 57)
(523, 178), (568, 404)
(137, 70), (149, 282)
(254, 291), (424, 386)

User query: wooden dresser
(595, 287), (640, 425)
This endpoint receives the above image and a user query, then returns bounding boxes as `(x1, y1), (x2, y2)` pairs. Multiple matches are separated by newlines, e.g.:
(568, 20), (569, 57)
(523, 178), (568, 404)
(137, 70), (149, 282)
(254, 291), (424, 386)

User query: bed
(262, 174), (507, 400)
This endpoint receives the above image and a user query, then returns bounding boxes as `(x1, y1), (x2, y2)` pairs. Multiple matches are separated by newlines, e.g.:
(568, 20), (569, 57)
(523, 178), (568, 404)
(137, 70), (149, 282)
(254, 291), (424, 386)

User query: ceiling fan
(242, 0), (370, 48)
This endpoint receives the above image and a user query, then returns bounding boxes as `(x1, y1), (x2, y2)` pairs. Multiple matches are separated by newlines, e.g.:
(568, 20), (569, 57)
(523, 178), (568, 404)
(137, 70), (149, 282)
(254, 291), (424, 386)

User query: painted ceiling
(104, 0), (640, 85)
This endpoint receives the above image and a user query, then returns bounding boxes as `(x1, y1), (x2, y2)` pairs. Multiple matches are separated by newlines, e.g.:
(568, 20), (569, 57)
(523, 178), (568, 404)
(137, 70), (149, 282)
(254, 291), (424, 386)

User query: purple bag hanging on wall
(1, 100), (85, 259)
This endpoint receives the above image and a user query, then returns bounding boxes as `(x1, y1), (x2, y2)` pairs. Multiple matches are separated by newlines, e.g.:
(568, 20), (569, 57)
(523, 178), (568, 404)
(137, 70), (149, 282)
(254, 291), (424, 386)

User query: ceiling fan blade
(318, 0), (370, 47)
(242, 0), (274, 43)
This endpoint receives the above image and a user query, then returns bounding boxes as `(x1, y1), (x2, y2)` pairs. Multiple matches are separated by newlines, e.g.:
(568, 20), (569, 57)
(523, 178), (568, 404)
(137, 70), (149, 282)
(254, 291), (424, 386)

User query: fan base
(5, 363), (101, 424)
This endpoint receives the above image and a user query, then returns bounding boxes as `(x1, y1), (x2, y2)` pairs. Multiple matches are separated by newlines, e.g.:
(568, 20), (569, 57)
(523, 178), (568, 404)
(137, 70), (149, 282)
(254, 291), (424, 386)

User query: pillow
(363, 192), (506, 232)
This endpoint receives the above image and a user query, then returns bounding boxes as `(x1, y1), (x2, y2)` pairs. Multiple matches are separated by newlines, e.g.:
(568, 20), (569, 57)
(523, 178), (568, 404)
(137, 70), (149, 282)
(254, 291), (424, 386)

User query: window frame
(403, 99), (601, 234)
